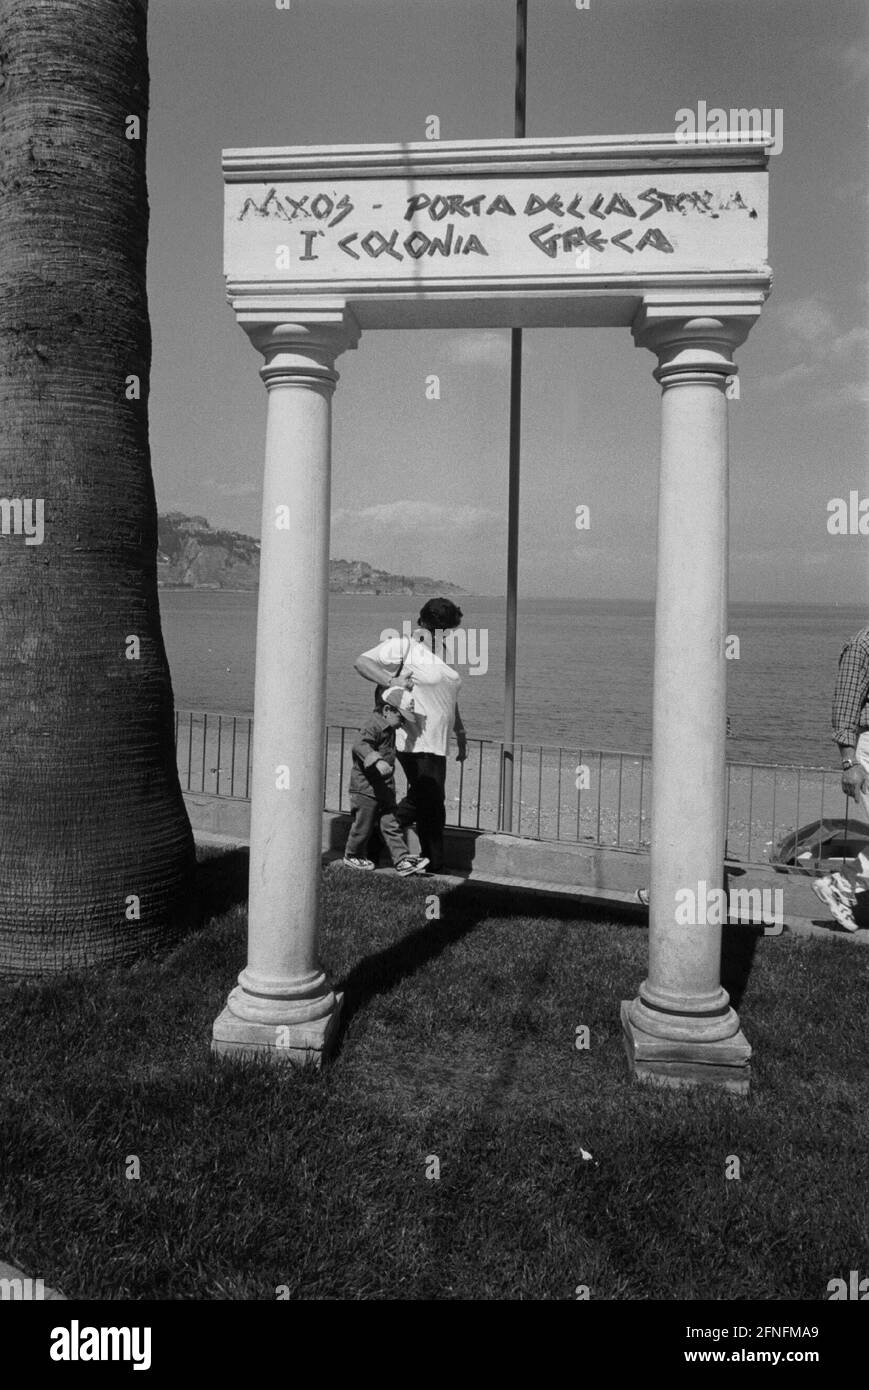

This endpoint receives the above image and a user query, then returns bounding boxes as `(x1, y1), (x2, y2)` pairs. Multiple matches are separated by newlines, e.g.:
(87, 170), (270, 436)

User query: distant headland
(157, 513), (465, 595)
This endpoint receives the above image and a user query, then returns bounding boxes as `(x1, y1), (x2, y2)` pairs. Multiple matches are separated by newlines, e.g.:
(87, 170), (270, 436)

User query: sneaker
(830, 871), (857, 904)
(343, 855), (375, 871)
(395, 855), (430, 877)
(812, 876), (859, 931)
(634, 888), (650, 907)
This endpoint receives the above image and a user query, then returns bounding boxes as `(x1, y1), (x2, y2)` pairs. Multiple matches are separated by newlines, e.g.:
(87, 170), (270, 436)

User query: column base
(620, 1000), (751, 1095)
(212, 992), (343, 1067)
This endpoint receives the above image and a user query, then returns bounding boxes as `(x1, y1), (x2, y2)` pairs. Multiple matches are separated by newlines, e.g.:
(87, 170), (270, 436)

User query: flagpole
(501, 0), (526, 832)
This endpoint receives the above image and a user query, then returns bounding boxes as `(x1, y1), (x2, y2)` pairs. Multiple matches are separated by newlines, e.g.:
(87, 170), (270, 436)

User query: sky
(147, 0), (868, 602)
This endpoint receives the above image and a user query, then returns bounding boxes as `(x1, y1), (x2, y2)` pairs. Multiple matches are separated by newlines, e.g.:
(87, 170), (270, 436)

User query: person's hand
(403, 671), (415, 690)
(842, 764), (867, 800)
(375, 759), (392, 777)
(455, 733), (468, 763)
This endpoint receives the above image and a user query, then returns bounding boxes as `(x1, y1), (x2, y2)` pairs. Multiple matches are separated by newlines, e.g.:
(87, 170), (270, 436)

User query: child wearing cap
(343, 687), (429, 876)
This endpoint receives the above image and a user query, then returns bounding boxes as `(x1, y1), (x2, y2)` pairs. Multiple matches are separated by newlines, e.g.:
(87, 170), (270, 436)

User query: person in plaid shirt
(812, 623), (869, 930)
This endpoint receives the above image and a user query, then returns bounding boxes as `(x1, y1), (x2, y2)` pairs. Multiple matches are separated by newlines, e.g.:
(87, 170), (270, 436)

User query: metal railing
(174, 709), (253, 800)
(324, 731), (653, 851)
(175, 710), (866, 869)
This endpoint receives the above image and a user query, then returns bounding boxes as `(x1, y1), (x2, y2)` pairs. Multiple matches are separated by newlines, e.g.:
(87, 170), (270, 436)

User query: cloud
(569, 544), (617, 560)
(772, 297), (836, 346)
(808, 380), (869, 411)
(756, 297), (867, 408)
(332, 500), (498, 533)
(801, 554), (829, 568)
(830, 42), (869, 83)
(442, 331), (510, 369)
(829, 325), (869, 358)
(834, 178), (869, 210)
(755, 361), (813, 392)
(202, 477), (260, 499)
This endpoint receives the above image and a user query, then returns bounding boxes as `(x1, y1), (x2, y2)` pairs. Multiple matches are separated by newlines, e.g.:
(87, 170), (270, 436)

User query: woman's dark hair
(418, 597), (463, 633)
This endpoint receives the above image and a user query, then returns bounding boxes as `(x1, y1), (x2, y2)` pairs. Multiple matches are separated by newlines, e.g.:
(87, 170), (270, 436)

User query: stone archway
(212, 133), (772, 1093)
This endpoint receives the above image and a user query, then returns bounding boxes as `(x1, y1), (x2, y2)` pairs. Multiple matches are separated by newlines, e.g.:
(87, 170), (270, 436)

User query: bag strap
(393, 635), (411, 683)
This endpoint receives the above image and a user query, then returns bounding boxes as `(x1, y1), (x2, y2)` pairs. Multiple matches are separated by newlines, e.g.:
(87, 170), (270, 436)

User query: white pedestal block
(212, 992), (344, 1066)
(621, 1001), (751, 1095)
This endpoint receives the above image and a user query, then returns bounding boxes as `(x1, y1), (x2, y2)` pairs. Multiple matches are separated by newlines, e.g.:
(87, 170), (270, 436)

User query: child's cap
(382, 686), (419, 730)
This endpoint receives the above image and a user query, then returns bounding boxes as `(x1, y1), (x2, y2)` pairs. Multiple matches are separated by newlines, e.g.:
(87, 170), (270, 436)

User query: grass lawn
(1, 847), (867, 1300)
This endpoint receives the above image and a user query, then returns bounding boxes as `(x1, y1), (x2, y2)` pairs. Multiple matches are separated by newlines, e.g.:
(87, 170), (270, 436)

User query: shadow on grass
(196, 844), (764, 1053)
(721, 866), (761, 1010)
(196, 847), (249, 925)
(458, 907), (574, 1116)
(331, 885), (479, 1047)
(720, 923), (761, 1011)
(332, 878), (639, 1055)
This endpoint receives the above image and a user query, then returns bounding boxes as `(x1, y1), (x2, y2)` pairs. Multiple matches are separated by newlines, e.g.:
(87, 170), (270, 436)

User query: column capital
(229, 296), (361, 391)
(632, 291), (766, 388)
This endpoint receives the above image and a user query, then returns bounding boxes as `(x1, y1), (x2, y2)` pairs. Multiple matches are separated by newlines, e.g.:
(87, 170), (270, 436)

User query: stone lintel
(222, 132), (773, 183)
(224, 135), (771, 332)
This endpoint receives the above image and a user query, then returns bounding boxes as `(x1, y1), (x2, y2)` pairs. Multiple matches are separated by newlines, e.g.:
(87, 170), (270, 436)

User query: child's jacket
(349, 712), (397, 802)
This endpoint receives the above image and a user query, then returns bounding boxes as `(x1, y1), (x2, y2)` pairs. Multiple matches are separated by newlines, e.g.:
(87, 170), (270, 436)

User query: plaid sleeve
(832, 629), (869, 746)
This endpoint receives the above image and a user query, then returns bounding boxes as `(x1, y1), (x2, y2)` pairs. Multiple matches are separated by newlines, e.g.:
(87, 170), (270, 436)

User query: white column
(213, 305), (360, 1064)
(622, 298), (762, 1094)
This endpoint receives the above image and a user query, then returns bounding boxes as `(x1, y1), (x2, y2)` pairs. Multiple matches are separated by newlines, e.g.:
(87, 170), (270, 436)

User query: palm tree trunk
(0, 0), (196, 974)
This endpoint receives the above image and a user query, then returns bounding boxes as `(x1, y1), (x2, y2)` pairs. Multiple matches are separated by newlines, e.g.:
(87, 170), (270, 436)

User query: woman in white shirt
(355, 597), (467, 874)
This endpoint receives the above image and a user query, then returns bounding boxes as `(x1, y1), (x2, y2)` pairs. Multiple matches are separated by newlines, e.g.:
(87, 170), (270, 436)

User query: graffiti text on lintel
(238, 186), (754, 263)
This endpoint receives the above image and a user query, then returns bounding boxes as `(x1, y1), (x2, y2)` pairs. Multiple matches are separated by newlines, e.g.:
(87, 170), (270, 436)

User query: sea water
(159, 590), (866, 770)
